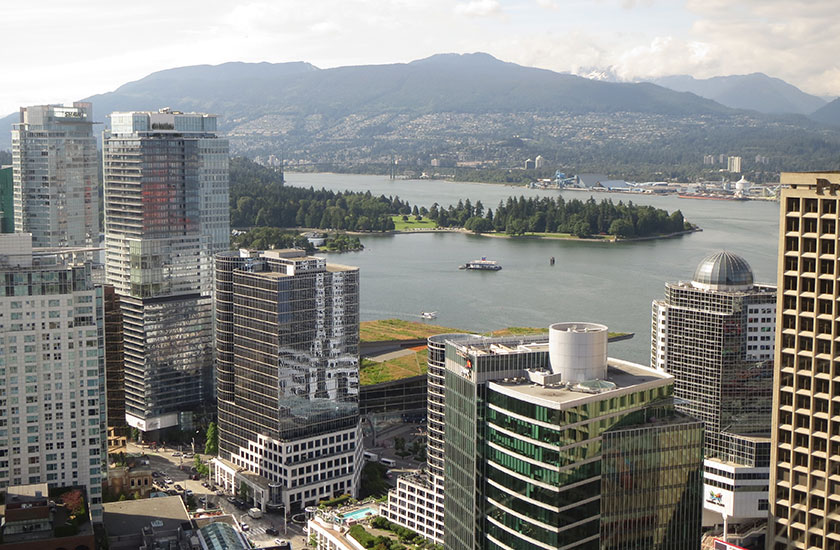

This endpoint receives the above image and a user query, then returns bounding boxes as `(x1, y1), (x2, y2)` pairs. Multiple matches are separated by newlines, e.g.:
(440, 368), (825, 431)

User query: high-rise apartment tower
(11, 103), (99, 247)
(103, 109), (229, 432)
(769, 171), (840, 550)
(212, 249), (362, 513)
(0, 234), (107, 521)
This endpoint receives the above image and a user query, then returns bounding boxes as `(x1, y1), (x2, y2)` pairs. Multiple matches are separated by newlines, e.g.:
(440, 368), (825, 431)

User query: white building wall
(703, 459), (770, 520)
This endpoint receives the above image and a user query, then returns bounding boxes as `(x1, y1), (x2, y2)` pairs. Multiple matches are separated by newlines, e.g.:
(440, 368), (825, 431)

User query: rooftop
(488, 358), (671, 410)
(102, 495), (190, 538)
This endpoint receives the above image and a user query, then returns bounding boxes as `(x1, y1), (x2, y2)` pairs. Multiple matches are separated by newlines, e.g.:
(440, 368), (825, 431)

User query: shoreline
(345, 226), (702, 243)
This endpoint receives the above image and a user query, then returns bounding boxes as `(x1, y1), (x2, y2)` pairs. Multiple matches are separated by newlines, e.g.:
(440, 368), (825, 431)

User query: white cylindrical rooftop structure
(548, 322), (608, 383)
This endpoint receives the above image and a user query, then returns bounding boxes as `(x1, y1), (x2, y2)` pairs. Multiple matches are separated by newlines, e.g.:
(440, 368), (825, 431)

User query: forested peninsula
(230, 157), (693, 240)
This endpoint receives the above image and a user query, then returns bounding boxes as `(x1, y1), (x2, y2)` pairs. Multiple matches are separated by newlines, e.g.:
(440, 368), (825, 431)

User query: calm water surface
(286, 173), (780, 364)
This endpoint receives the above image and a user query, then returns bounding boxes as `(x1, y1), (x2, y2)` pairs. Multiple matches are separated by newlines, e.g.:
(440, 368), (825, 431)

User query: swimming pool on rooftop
(339, 506), (378, 521)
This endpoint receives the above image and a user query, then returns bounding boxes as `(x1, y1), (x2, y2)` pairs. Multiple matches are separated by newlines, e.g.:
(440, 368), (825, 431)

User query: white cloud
(454, 0), (501, 17)
(1, 0), (839, 115)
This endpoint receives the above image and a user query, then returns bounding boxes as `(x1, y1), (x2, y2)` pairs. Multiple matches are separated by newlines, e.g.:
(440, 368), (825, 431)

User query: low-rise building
(0, 483), (95, 550)
(103, 495), (192, 550)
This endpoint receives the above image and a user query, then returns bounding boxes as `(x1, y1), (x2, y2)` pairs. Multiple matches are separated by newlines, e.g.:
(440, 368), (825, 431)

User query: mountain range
(648, 73), (828, 116)
(2, 53), (839, 177)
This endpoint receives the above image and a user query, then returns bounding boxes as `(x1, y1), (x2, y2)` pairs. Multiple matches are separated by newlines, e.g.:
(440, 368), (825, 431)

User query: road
(126, 442), (308, 548)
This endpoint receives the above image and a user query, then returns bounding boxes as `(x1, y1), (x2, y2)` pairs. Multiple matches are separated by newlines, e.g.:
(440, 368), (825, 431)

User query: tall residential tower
(769, 171), (840, 550)
(212, 249), (362, 513)
(12, 103), (99, 247)
(0, 234), (107, 521)
(103, 109), (229, 432)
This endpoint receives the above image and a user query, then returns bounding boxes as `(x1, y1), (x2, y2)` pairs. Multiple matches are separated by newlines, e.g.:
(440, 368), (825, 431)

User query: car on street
(216, 490), (224, 496)
(201, 481), (209, 488)
(174, 484), (183, 491)
(184, 452), (194, 458)
(227, 496), (237, 504)
(265, 527), (279, 536)
(164, 478), (173, 485)
(240, 523), (249, 532)
(186, 490), (193, 496)
(172, 452), (182, 457)
(152, 472), (159, 477)
(274, 539), (291, 549)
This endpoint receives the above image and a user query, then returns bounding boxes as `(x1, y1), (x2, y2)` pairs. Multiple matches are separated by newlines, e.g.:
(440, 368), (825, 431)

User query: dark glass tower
(214, 249), (362, 513)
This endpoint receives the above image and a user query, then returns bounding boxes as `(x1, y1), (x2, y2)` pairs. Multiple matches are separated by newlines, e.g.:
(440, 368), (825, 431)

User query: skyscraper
(442, 323), (704, 550)
(11, 103), (99, 248)
(651, 252), (776, 538)
(381, 332), (474, 543)
(769, 171), (840, 550)
(103, 108), (229, 433)
(212, 249), (362, 513)
(0, 234), (107, 521)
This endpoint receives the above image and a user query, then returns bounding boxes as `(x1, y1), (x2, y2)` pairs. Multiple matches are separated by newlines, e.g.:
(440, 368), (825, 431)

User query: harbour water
(286, 173), (780, 364)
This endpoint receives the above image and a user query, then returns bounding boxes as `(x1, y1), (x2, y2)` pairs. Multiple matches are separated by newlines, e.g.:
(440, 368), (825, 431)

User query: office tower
(1, 165), (13, 233)
(212, 249), (362, 513)
(11, 103), (99, 247)
(103, 108), (229, 433)
(381, 333), (474, 543)
(104, 285), (126, 433)
(651, 252), (776, 539)
(0, 234), (107, 521)
(442, 322), (704, 550)
(769, 171), (840, 550)
(728, 156), (742, 173)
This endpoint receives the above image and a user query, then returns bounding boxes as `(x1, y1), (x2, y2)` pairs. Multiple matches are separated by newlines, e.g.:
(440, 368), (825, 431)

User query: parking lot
(126, 442), (307, 548)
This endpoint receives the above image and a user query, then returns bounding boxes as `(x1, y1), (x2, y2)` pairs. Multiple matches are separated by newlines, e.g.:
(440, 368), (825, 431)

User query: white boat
(421, 311), (437, 320)
(459, 258), (502, 271)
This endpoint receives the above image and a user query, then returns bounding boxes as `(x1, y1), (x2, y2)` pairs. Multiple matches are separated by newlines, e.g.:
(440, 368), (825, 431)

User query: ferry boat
(459, 258), (502, 271)
(421, 311), (437, 320)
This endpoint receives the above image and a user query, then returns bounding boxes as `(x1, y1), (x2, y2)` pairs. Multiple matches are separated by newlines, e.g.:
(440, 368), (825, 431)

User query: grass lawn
(391, 215), (439, 231)
(360, 348), (428, 385)
(361, 319), (459, 342)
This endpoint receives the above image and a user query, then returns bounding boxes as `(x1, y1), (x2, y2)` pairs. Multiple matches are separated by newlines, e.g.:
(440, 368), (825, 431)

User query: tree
(205, 422), (218, 455)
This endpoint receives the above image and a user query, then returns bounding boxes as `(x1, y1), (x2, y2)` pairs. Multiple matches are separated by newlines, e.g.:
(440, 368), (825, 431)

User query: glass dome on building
(691, 251), (754, 291)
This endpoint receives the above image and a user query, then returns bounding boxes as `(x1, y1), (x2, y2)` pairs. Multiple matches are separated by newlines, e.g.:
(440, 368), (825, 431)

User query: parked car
(174, 484), (183, 491)
(164, 478), (173, 485)
(216, 490), (224, 496)
(184, 452), (194, 458)
(274, 539), (291, 549)
(227, 496), (237, 504)
(240, 523), (249, 532)
(172, 452), (182, 457)
(185, 490), (193, 496)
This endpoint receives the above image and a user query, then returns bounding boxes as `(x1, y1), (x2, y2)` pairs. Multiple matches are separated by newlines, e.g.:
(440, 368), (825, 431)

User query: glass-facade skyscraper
(651, 251), (776, 534)
(103, 109), (229, 432)
(442, 323), (704, 550)
(212, 249), (362, 513)
(12, 103), (99, 248)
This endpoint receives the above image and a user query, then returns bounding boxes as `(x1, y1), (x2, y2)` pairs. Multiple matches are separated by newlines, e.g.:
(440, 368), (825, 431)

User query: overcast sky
(2, 0), (839, 115)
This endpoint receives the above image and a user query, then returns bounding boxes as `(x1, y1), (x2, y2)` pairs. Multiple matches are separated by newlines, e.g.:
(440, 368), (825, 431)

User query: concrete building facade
(769, 171), (840, 550)
(103, 108), (229, 432)
(0, 234), (107, 521)
(212, 249), (362, 514)
(11, 103), (99, 248)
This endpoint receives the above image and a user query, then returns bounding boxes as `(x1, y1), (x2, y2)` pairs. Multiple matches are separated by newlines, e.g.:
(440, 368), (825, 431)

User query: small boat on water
(550, 256), (555, 266)
(421, 311), (437, 320)
(459, 258), (502, 271)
